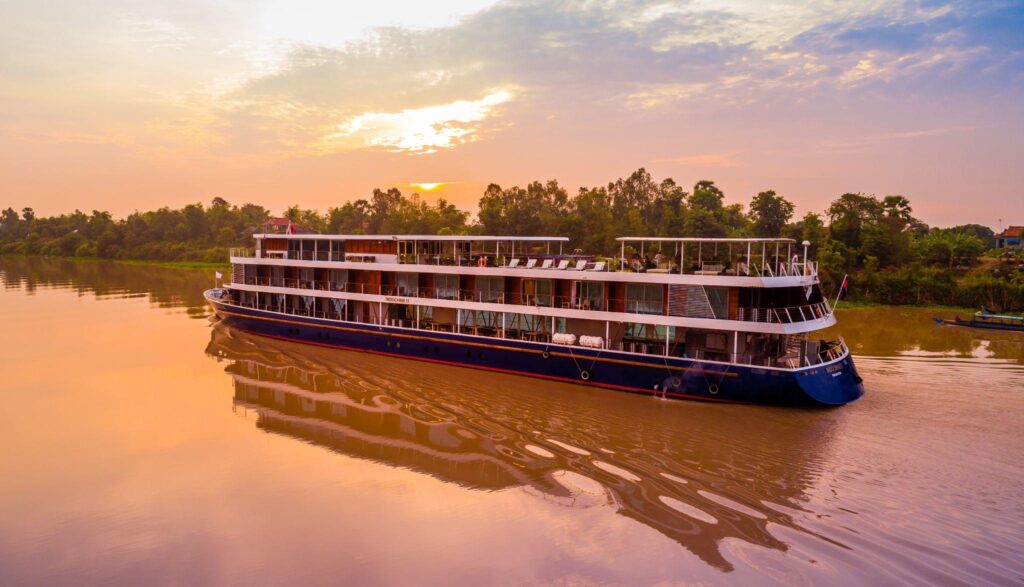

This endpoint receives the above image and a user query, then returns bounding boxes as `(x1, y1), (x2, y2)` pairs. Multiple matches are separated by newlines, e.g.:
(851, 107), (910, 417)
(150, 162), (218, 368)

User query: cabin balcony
(232, 275), (832, 326)
(217, 286), (847, 371)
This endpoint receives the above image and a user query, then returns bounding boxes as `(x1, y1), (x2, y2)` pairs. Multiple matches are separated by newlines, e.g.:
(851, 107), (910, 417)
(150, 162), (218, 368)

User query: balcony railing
(216, 293), (846, 369)
(230, 277), (831, 324)
(735, 301), (832, 324)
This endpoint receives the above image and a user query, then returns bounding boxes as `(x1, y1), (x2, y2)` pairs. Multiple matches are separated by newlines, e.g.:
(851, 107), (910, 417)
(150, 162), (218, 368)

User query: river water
(1, 257), (1022, 586)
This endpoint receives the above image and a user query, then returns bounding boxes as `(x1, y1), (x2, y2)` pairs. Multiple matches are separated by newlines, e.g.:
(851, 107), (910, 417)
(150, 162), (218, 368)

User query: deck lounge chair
(507, 258), (520, 268)
(587, 261), (606, 272)
(524, 258), (537, 269)
(573, 260), (588, 270)
(555, 259), (570, 270)
(540, 259), (553, 269)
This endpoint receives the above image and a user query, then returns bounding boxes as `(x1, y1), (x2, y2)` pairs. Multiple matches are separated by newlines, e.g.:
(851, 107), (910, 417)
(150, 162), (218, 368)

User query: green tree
(748, 190), (795, 237)
(685, 180), (728, 237)
(826, 193), (881, 253)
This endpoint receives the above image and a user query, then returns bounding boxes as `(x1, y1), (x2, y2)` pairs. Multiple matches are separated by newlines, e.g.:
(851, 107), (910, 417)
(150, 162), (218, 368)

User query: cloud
(818, 126), (976, 153)
(320, 89), (515, 154)
(2, 0), (1023, 186)
(145, 0), (1018, 165)
(114, 17), (191, 52)
(658, 153), (739, 168)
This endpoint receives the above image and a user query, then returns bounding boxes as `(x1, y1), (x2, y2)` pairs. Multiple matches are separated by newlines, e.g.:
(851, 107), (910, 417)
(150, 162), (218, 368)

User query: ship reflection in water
(205, 322), (840, 572)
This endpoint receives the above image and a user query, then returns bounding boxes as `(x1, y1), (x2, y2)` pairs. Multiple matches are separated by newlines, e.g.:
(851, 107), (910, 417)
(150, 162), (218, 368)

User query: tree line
(2, 168), (1021, 308)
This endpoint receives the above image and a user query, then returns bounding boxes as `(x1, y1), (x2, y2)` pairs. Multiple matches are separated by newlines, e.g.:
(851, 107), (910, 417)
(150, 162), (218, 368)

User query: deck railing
(228, 248), (819, 278)
(230, 277), (832, 324)
(216, 295), (846, 369)
(214, 290), (839, 368)
(735, 301), (832, 324)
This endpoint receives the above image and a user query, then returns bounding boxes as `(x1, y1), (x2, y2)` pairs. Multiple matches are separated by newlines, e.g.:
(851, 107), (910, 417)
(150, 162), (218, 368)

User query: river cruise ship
(204, 232), (864, 406)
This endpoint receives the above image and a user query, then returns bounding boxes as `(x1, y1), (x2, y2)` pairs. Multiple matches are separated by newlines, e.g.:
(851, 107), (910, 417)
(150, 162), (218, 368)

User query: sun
(411, 182), (444, 191)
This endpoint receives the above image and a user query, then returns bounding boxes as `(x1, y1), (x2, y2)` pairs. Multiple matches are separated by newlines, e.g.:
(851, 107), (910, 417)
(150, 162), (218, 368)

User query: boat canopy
(616, 237), (796, 243)
(614, 237), (812, 277)
(254, 234), (568, 242)
(976, 311), (1024, 322)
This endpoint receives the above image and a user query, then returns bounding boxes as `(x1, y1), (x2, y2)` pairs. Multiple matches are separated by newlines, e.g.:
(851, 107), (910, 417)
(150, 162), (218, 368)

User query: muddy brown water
(1, 257), (1022, 585)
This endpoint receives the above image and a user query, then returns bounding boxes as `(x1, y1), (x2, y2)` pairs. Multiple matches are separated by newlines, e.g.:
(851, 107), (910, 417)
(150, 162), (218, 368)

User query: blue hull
(206, 292), (864, 407)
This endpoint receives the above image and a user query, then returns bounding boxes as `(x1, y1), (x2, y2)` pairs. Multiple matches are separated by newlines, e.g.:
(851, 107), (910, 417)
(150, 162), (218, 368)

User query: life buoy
(708, 384), (719, 395)
(541, 350), (550, 359)
(668, 376), (682, 389)
(580, 370), (590, 381)
(477, 256), (487, 267)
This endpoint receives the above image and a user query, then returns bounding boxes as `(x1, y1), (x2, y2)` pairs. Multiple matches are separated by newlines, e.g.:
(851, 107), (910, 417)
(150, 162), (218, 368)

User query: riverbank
(4, 253), (1010, 313)
(0, 254), (230, 272)
(833, 299), (978, 314)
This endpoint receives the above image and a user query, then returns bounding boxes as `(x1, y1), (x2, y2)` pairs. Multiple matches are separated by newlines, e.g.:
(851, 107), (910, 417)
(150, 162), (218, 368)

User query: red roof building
(996, 226), (1022, 249)
(263, 217), (311, 235)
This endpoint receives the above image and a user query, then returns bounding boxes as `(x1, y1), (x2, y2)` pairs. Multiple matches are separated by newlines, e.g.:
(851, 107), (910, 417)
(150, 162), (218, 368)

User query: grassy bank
(833, 299), (977, 313)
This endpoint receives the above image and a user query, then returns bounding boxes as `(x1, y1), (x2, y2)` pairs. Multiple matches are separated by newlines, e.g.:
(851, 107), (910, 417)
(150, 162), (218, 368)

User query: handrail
(735, 302), (831, 324)
(214, 293), (843, 369)
(229, 277), (831, 323)
(228, 249), (820, 278)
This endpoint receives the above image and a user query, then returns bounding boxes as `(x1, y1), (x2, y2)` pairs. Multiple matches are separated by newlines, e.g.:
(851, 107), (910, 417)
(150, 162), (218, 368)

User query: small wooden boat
(933, 310), (1024, 333)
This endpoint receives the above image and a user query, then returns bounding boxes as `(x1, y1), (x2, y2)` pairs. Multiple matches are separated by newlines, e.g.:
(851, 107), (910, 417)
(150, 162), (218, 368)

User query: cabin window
(625, 322), (670, 341)
(706, 332), (727, 350)
(331, 299), (346, 319)
(706, 286), (729, 319)
(395, 273), (418, 296)
(625, 284), (663, 315)
(522, 279), (552, 306)
(329, 269), (347, 291)
(330, 240), (345, 261)
(475, 276), (504, 303)
(315, 240), (330, 261)
(504, 312), (547, 334)
(435, 274), (459, 299)
(462, 310), (499, 330)
(573, 281), (604, 310)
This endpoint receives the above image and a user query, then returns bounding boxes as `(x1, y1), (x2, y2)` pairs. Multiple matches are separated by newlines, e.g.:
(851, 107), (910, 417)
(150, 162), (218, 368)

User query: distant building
(996, 226), (1022, 249)
(262, 217), (312, 235)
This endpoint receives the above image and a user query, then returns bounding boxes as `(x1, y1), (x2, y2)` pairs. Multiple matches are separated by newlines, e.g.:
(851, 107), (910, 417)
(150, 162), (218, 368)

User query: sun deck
(231, 234), (818, 279)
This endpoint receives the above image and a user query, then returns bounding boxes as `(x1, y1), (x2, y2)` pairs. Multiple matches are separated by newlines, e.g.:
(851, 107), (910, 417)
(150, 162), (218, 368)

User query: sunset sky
(2, 1), (1022, 227)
